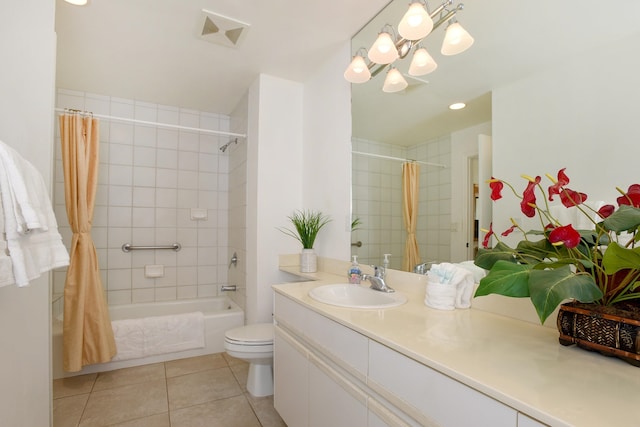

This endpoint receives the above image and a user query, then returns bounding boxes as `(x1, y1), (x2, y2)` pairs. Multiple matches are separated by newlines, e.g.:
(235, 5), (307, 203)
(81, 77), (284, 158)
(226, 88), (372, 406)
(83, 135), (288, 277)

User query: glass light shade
(382, 68), (408, 93)
(368, 32), (399, 64)
(408, 47), (437, 76)
(441, 22), (474, 56)
(398, 2), (433, 41)
(344, 55), (371, 83)
(64, 0), (88, 4)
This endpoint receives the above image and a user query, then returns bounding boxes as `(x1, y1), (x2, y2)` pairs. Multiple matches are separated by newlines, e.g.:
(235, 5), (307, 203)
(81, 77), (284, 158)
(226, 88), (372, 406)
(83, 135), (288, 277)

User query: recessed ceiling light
(449, 102), (466, 110)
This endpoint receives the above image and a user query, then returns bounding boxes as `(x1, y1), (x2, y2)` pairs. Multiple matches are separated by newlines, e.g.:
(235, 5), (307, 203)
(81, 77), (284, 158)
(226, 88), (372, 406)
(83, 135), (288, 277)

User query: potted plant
(474, 168), (640, 365)
(279, 210), (331, 273)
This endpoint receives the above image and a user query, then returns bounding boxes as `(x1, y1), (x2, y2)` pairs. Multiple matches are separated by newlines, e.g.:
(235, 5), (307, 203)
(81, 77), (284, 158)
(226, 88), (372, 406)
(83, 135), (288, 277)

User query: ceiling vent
(199, 9), (250, 48)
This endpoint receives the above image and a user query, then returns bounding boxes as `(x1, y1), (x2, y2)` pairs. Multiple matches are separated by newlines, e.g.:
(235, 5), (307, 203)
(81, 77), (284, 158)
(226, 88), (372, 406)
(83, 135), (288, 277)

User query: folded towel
(0, 141), (70, 287)
(424, 262), (475, 310)
(111, 312), (205, 362)
(0, 203), (13, 287)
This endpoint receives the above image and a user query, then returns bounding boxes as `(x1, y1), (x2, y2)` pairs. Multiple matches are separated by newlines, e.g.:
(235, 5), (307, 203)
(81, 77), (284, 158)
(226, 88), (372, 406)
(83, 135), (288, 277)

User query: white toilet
(224, 323), (274, 397)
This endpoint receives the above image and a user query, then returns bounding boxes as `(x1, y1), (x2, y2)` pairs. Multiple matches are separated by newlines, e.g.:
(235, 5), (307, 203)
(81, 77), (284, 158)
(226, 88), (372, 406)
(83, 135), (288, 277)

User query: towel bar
(121, 243), (182, 253)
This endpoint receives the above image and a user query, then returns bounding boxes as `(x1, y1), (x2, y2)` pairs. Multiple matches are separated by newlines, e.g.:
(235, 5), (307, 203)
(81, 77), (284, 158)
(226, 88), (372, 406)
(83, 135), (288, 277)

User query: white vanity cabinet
(273, 292), (546, 427)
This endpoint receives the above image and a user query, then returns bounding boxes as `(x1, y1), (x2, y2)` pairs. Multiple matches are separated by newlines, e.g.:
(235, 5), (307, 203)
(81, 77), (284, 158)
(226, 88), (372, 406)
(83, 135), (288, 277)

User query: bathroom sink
(308, 284), (407, 309)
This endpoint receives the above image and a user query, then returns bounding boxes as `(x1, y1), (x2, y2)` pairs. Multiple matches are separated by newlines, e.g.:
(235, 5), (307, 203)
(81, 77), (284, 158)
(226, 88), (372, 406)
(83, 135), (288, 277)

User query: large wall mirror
(350, 0), (640, 271)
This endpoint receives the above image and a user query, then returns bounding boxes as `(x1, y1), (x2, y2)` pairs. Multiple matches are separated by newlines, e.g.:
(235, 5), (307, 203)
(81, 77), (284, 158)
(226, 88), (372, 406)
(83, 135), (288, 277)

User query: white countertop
(273, 265), (640, 427)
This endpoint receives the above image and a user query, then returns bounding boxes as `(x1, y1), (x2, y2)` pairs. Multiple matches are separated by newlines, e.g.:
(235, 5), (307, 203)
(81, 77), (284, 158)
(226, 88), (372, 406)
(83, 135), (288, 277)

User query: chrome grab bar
(121, 243), (182, 253)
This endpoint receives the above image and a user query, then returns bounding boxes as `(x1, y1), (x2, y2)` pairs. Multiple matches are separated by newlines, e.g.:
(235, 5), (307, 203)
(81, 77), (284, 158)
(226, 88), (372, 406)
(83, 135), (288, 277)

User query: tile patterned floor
(53, 353), (287, 427)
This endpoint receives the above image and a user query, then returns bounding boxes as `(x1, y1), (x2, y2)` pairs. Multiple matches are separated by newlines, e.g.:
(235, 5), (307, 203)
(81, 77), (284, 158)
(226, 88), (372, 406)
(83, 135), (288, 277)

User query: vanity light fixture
(345, 0), (473, 91)
(64, 0), (88, 5)
(449, 102), (466, 110)
(383, 67), (409, 93)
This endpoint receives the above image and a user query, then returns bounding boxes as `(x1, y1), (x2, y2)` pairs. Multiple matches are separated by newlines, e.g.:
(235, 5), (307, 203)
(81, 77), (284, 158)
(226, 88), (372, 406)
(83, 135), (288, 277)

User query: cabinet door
(308, 353), (368, 427)
(369, 341), (517, 427)
(274, 326), (309, 427)
(518, 412), (548, 427)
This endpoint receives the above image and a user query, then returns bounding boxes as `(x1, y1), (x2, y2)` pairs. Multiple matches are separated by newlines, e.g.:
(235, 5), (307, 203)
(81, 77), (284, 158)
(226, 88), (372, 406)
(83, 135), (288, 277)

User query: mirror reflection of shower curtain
(402, 162), (420, 271)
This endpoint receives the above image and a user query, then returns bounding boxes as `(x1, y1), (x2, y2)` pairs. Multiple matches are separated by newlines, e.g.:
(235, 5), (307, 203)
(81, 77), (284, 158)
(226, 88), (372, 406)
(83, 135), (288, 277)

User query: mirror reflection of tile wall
(352, 137), (451, 271)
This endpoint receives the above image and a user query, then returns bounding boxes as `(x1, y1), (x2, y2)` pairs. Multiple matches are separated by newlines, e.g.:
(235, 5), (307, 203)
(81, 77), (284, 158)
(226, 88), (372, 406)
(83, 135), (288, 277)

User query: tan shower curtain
(402, 162), (421, 271)
(60, 113), (116, 372)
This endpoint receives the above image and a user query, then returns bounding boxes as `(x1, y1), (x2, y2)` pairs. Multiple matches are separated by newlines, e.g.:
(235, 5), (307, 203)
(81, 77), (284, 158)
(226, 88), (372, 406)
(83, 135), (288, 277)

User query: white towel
(424, 262), (475, 310)
(0, 141), (70, 287)
(111, 312), (205, 362)
(0, 199), (14, 287)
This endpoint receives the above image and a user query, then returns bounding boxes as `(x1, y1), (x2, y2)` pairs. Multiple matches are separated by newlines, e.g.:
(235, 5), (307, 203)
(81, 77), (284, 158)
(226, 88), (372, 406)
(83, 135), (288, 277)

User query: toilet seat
(224, 323), (273, 345)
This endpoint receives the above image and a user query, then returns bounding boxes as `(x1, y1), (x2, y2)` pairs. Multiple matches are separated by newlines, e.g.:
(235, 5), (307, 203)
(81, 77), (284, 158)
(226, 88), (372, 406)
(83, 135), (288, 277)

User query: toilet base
(247, 362), (273, 397)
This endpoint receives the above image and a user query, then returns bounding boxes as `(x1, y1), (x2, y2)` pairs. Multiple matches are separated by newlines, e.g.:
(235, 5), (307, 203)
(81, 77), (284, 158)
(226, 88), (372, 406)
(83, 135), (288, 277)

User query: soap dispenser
(381, 253), (391, 279)
(348, 255), (362, 284)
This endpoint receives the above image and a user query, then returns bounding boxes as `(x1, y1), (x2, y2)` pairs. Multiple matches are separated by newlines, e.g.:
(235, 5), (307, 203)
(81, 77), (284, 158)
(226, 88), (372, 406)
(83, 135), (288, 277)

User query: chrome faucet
(361, 267), (395, 293)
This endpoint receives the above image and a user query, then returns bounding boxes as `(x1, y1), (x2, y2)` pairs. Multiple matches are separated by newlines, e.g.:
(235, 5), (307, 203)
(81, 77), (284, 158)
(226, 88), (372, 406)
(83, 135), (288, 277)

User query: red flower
(489, 178), (503, 201)
(501, 225), (517, 237)
(548, 224), (581, 249)
(520, 176), (541, 218)
(548, 168), (570, 201)
(482, 223), (494, 248)
(617, 184), (640, 208)
(597, 204), (615, 219)
(559, 188), (588, 208)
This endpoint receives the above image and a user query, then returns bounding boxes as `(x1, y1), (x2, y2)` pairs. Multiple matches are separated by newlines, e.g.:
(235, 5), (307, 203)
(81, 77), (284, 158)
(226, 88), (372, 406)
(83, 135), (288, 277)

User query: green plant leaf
(474, 261), (531, 298)
(602, 242), (640, 274)
(515, 239), (555, 263)
(528, 266), (602, 324)
(474, 242), (518, 270)
(602, 205), (640, 233)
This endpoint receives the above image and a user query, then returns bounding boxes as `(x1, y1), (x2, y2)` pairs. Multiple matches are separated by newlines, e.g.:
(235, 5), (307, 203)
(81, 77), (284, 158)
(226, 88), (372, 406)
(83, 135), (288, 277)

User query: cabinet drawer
(368, 341), (517, 427)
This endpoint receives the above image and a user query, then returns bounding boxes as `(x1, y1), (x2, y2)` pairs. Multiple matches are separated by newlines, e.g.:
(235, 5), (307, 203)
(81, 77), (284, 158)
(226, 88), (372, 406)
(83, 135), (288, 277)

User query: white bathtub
(52, 297), (244, 379)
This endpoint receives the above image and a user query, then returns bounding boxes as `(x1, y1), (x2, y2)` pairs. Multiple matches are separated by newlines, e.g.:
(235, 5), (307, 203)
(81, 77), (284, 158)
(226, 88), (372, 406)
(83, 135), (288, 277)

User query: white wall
(302, 44), (353, 262)
(246, 75), (304, 324)
(0, 1), (56, 425)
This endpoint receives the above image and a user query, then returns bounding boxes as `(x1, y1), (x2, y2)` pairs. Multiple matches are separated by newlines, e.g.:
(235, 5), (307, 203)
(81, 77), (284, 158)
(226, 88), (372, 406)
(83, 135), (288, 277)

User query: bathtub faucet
(221, 285), (237, 292)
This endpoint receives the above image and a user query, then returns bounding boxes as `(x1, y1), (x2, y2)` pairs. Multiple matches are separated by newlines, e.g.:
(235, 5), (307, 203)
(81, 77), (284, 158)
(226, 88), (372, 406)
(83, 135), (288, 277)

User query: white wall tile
(107, 269), (132, 291)
(108, 290), (132, 305)
(178, 171), (198, 190)
(133, 167), (156, 187)
(110, 123), (134, 145)
(155, 287), (177, 301)
(110, 143), (133, 165)
(132, 288), (155, 303)
(157, 129), (179, 149)
(133, 146), (156, 167)
(156, 188), (177, 208)
(108, 227), (131, 249)
(134, 126), (156, 148)
(108, 206), (132, 227)
(133, 187), (155, 207)
(156, 168), (177, 189)
(178, 151), (199, 171)
(157, 149), (177, 169)
(132, 207), (155, 227)
(177, 286), (198, 299)
(108, 185), (132, 206)
(109, 165), (133, 186)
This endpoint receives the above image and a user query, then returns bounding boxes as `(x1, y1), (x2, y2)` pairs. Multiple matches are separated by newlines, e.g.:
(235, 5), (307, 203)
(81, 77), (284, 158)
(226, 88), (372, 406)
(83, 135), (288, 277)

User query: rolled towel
(425, 262), (475, 310)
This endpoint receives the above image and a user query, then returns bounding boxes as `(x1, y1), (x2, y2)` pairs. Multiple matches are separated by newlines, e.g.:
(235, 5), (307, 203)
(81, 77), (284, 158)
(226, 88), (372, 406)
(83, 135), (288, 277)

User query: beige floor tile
(170, 395), (261, 427)
(79, 379), (168, 427)
(167, 367), (242, 410)
(165, 353), (228, 378)
(53, 373), (97, 399)
(92, 363), (166, 391)
(222, 352), (246, 367)
(53, 393), (89, 427)
(245, 393), (286, 427)
(108, 412), (170, 427)
(229, 362), (249, 392)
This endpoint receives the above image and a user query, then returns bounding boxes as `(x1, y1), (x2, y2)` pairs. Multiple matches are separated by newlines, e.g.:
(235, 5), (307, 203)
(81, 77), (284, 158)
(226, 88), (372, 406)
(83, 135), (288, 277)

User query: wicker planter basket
(557, 302), (640, 367)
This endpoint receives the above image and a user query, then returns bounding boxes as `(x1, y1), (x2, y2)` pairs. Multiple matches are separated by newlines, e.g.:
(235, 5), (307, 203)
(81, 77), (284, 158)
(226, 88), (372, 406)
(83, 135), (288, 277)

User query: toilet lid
(225, 323), (274, 344)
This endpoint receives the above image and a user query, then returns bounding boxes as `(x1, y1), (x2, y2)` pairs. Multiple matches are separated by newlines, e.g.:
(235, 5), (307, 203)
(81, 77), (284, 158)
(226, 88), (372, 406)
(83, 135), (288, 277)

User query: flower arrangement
(474, 168), (640, 323)
(279, 210), (331, 249)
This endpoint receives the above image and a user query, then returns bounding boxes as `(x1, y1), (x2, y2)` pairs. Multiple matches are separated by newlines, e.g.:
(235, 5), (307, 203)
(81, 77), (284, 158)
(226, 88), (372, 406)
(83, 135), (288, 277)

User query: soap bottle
(348, 255), (362, 284)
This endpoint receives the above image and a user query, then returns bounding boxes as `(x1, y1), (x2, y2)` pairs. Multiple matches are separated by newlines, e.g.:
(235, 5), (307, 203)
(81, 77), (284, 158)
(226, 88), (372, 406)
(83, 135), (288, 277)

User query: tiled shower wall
(351, 136), (451, 271)
(53, 89), (231, 306)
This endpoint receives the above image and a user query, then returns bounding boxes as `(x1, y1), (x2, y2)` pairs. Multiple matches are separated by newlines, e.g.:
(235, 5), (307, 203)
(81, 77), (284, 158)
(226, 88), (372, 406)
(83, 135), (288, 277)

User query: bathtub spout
(221, 285), (237, 292)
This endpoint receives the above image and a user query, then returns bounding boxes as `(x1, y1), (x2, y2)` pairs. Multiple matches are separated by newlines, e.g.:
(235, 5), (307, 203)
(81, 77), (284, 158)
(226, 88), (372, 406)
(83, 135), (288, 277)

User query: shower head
(219, 138), (238, 153)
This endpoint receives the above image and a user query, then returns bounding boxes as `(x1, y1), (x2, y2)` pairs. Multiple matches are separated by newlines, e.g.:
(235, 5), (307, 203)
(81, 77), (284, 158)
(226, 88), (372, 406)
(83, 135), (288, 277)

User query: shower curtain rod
(352, 151), (447, 168)
(55, 108), (247, 138)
